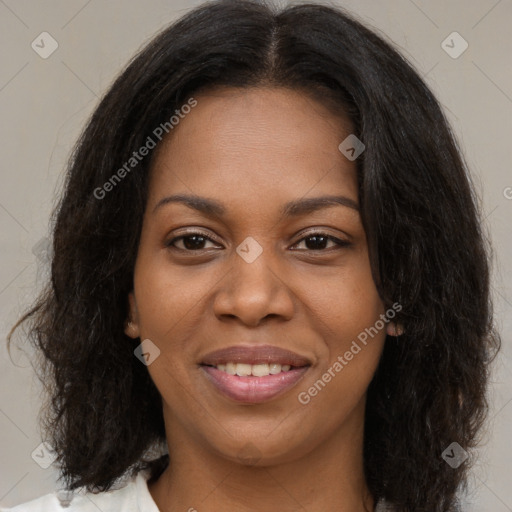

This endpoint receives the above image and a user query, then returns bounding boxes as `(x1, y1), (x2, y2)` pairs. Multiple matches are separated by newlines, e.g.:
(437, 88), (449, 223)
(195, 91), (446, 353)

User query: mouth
(199, 345), (311, 404)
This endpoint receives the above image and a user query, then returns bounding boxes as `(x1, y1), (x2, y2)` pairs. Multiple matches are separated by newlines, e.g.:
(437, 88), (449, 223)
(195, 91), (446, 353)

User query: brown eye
(291, 232), (350, 251)
(166, 232), (221, 251)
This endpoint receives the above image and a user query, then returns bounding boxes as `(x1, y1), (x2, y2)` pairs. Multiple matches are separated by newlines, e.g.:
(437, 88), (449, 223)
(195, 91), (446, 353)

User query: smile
(201, 365), (309, 403)
(199, 345), (311, 403)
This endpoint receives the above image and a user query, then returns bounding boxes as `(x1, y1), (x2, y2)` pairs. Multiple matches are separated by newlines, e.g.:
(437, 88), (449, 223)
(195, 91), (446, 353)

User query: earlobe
(125, 292), (141, 338)
(386, 322), (404, 337)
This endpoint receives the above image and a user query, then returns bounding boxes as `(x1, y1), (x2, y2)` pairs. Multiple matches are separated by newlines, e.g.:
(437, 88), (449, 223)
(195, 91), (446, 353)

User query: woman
(4, 0), (499, 511)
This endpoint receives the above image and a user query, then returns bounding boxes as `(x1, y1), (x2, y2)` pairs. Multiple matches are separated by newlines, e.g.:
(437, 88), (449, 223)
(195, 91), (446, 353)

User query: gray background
(0, 0), (511, 509)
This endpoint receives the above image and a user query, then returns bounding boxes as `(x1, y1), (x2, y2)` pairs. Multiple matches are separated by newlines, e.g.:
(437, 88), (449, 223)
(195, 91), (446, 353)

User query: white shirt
(0, 470), (160, 512)
(1, 470), (394, 511)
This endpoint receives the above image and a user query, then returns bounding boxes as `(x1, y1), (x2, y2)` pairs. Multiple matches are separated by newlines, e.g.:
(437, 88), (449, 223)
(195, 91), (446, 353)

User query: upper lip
(200, 345), (312, 367)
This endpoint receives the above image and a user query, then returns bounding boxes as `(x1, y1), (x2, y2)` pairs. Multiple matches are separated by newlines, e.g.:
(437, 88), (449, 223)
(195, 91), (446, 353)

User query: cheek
(295, 300), (385, 442)
(298, 254), (385, 398)
(133, 248), (213, 338)
(302, 255), (384, 345)
(132, 252), (207, 409)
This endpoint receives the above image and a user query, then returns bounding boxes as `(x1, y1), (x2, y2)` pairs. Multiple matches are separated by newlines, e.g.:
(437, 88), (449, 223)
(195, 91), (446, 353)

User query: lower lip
(201, 366), (309, 404)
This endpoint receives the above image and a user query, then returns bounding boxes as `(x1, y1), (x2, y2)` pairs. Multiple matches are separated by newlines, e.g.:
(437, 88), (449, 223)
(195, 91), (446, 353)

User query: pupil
(306, 235), (327, 250)
(184, 235), (205, 250)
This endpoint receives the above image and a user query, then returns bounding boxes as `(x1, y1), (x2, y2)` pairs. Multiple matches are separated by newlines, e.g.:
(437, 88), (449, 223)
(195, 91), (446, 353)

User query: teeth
(269, 363), (281, 374)
(235, 363), (252, 377)
(214, 362), (293, 376)
(252, 364), (270, 377)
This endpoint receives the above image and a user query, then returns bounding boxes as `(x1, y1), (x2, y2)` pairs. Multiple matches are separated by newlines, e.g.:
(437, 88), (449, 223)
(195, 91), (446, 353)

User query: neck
(148, 400), (374, 512)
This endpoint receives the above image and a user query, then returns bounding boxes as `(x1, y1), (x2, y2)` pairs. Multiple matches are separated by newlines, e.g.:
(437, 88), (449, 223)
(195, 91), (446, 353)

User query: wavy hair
(8, 1), (500, 510)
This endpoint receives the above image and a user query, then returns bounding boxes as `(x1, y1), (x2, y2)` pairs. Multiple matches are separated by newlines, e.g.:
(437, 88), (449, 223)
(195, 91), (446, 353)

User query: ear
(125, 292), (141, 338)
(386, 321), (404, 337)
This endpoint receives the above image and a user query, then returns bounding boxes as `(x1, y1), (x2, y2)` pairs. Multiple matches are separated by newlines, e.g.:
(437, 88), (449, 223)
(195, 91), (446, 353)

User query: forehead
(148, 87), (358, 211)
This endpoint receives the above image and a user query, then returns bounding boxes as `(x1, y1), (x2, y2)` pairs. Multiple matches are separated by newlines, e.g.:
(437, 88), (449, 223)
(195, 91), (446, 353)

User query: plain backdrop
(0, 0), (511, 509)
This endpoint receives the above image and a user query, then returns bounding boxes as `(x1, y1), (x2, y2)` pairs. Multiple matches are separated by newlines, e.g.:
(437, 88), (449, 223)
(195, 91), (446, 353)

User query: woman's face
(127, 86), (387, 465)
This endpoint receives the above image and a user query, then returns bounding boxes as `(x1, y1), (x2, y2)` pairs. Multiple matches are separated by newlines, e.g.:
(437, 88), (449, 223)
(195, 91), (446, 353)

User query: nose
(212, 244), (295, 327)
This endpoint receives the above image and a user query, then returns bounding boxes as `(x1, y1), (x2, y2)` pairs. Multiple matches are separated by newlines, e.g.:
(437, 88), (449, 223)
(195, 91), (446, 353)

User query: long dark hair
(8, 1), (499, 510)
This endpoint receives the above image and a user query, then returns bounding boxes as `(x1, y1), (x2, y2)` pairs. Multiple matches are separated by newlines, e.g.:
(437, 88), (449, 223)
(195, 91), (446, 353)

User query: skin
(126, 86), (395, 512)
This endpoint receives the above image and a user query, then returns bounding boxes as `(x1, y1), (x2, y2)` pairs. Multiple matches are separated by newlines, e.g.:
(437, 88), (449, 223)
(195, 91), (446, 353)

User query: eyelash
(166, 230), (351, 253)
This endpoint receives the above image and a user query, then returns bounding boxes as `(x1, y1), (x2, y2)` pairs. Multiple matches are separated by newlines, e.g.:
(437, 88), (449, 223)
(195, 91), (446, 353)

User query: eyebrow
(152, 193), (359, 217)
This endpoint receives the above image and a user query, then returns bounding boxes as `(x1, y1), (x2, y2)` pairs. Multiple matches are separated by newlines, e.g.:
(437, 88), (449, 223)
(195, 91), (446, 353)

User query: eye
(166, 230), (351, 253)
(291, 232), (350, 251)
(166, 231), (221, 251)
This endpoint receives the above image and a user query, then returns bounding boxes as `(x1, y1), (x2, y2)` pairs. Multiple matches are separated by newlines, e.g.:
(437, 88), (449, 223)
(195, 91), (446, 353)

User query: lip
(201, 365), (309, 404)
(199, 345), (312, 404)
(200, 344), (312, 367)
